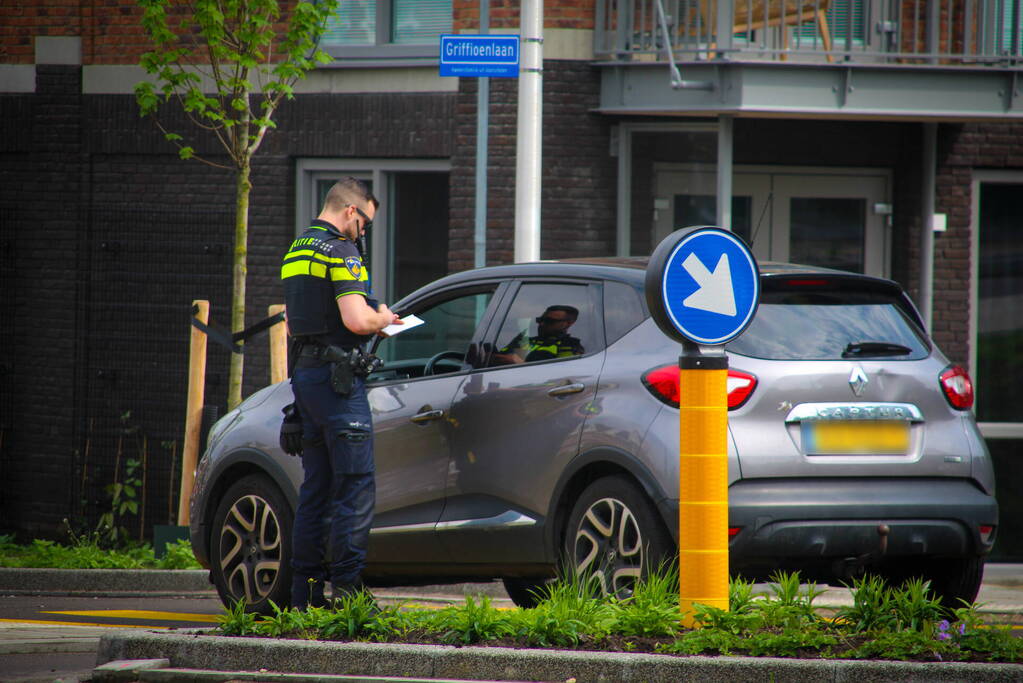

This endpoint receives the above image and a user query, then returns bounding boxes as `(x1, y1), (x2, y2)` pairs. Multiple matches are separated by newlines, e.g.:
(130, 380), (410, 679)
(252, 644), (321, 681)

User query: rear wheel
(924, 557), (985, 608)
(210, 473), (293, 614)
(883, 556), (985, 608)
(564, 475), (673, 600)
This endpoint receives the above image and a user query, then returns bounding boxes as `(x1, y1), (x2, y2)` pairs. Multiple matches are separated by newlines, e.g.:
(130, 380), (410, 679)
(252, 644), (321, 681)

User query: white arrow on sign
(681, 252), (736, 316)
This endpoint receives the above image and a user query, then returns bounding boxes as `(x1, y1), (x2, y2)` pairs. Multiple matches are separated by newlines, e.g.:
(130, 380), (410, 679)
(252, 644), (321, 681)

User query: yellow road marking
(0, 617), (166, 629)
(43, 610), (220, 622)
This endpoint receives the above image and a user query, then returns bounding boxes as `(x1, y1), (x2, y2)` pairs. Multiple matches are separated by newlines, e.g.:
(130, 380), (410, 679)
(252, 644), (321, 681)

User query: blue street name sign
(645, 226), (760, 345)
(439, 34), (520, 78)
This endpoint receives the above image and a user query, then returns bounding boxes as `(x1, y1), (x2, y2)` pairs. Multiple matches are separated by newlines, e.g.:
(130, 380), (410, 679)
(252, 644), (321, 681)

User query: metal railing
(595, 0), (1023, 66)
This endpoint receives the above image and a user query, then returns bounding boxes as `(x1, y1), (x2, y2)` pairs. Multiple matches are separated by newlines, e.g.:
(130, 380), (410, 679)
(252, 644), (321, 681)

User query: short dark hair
(545, 305), (579, 321)
(323, 176), (375, 213)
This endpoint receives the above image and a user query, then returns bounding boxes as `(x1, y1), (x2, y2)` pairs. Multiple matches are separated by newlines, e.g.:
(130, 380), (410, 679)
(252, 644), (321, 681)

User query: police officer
(281, 176), (400, 609)
(491, 305), (584, 365)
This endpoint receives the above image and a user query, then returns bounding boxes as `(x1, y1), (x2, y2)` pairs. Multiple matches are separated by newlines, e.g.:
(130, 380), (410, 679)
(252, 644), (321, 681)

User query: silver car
(189, 258), (998, 612)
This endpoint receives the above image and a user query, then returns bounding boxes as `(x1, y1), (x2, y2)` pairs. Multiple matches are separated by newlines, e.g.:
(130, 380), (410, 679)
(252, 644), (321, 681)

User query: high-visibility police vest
(281, 220), (369, 348)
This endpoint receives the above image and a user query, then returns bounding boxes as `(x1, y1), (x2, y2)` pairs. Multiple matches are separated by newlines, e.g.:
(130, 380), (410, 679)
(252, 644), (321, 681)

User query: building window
(974, 178), (1023, 426)
(296, 159), (451, 304)
(320, 0), (452, 60)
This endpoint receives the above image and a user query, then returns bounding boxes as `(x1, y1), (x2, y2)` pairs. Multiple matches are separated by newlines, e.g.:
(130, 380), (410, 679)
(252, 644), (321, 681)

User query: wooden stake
(178, 300), (209, 526)
(269, 304), (287, 384)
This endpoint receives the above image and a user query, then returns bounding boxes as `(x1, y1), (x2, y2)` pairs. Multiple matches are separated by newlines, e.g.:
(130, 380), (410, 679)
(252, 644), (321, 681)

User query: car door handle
(548, 383), (585, 397)
(411, 409), (445, 424)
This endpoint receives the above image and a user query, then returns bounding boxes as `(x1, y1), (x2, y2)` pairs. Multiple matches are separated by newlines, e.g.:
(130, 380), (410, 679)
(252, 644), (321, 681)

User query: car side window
(370, 290), (493, 381)
(603, 280), (646, 346)
(488, 283), (601, 367)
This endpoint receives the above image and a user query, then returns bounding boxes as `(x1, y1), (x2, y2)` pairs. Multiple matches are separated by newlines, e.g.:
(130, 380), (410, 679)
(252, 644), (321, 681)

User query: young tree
(135, 0), (339, 409)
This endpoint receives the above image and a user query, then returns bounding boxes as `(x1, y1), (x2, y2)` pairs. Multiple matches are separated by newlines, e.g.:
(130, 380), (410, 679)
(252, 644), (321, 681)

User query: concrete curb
(96, 630), (1023, 683)
(0, 568), (214, 597)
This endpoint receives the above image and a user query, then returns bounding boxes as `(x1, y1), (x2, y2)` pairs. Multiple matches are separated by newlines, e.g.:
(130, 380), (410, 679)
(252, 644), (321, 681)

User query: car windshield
(726, 286), (930, 361)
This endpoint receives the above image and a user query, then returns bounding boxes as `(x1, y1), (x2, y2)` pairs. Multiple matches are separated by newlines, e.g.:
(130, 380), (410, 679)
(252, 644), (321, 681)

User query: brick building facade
(2, 0), (1022, 557)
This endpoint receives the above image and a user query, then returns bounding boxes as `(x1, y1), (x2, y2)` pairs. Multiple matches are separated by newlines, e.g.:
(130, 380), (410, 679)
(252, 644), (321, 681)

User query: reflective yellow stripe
(330, 267), (368, 282)
(281, 260), (310, 279)
(336, 291), (367, 299)
(283, 249), (347, 265)
(281, 259), (329, 280)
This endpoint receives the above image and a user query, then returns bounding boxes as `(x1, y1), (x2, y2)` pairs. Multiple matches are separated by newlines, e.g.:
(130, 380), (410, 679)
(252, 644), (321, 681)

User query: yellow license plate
(803, 420), (910, 455)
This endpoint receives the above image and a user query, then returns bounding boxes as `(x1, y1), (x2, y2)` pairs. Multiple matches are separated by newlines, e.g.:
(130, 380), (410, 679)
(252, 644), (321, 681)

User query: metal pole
(920, 122), (937, 331)
(474, 0), (490, 269)
(514, 0), (543, 263)
(716, 115), (734, 230)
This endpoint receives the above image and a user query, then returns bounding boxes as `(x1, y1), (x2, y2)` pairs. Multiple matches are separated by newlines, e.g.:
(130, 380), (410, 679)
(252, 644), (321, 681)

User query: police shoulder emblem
(344, 256), (363, 279)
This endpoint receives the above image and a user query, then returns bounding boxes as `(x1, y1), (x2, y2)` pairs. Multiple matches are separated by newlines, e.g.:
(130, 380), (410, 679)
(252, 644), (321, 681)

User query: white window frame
(319, 0), (447, 65)
(296, 158), (451, 304)
(614, 121), (719, 256)
(971, 169), (1023, 439)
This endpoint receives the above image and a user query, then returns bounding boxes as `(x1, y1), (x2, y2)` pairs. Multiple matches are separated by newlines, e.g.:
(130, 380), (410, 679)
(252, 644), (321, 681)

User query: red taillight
(940, 365), (974, 410)
(643, 365), (681, 406)
(728, 526), (742, 538)
(979, 525), (996, 544)
(726, 370), (757, 409)
(642, 365), (758, 410)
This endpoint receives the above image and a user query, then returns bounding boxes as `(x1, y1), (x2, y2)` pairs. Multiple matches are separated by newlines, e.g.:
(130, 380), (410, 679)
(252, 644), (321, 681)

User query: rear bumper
(722, 477), (998, 574)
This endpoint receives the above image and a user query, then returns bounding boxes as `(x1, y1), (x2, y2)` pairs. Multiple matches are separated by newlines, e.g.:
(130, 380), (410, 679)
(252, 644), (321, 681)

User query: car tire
(925, 556), (985, 608)
(564, 475), (673, 600)
(502, 577), (555, 609)
(209, 473), (293, 614)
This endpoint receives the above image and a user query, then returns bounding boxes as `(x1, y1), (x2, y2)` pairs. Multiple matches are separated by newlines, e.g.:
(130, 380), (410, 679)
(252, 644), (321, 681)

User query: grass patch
(0, 534), (201, 570)
(214, 569), (1023, 664)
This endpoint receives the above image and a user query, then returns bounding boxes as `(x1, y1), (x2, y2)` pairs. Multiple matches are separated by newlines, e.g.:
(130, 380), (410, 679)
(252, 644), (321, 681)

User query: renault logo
(849, 366), (869, 397)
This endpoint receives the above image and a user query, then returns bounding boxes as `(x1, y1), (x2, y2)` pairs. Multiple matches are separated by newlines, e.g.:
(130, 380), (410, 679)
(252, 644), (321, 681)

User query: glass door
(654, 165), (890, 277)
(772, 173), (889, 277)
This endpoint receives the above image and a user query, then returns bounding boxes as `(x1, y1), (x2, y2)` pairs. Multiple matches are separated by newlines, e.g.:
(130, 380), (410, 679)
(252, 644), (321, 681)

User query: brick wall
(449, 60), (615, 272)
(454, 0), (597, 32)
(931, 122), (1023, 366)
(1, 59), (454, 538)
(2, 0), (309, 66)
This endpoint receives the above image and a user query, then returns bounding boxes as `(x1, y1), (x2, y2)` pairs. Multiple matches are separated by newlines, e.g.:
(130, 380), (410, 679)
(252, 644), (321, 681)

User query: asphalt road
(0, 594), (223, 629)
(0, 594), (221, 682)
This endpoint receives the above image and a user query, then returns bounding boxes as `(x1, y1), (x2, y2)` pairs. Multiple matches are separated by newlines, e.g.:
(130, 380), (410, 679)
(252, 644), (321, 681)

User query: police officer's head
(536, 305), (578, 335)
(320, 176), (378, 241)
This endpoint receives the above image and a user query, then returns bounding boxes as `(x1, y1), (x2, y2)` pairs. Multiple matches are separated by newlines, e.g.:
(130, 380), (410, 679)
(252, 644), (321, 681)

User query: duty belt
(296, 343), (356, 362)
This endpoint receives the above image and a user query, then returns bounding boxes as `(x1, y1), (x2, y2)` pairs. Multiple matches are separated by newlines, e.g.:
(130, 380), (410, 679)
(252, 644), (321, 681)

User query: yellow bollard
(677, 354), (730, 627)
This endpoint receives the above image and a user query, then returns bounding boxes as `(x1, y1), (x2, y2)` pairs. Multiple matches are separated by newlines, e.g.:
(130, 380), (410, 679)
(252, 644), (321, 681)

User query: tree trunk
(228, 159), (251, 410)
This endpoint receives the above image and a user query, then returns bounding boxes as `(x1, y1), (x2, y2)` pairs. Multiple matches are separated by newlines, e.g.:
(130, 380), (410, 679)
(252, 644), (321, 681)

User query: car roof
(423, 257), (903, 289)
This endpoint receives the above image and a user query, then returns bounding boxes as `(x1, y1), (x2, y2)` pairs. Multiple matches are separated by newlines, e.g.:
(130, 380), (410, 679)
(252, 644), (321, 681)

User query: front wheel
(565, 475), (673, 600)
(209, 473), (294, 614)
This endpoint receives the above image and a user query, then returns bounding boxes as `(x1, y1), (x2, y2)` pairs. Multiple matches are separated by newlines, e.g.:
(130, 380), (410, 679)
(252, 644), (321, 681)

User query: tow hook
(838, 524), (890, 578)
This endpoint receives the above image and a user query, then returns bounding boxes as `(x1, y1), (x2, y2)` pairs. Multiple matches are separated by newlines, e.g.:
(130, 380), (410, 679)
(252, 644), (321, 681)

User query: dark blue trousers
(289, 364), (375, 604)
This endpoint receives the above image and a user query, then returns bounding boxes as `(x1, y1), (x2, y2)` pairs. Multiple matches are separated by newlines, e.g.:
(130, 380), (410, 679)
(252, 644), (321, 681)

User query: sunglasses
(348, 204), (373, 231)
(536, 316), (569, 324)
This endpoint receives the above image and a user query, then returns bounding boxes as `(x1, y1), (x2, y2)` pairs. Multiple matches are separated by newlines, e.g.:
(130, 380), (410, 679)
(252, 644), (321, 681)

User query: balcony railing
(595, 0), (1023, 67)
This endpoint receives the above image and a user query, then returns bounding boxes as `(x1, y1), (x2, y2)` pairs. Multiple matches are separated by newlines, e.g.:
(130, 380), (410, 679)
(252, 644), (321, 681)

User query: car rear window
(726, 285), (930, 361)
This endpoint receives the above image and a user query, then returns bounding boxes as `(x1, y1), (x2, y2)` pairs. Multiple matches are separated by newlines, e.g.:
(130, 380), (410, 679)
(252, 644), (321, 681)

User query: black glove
(280, 402), (303, 456)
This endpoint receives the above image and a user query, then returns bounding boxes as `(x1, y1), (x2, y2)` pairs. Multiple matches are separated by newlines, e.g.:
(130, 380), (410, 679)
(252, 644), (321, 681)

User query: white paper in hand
(381, 314), (424, 337)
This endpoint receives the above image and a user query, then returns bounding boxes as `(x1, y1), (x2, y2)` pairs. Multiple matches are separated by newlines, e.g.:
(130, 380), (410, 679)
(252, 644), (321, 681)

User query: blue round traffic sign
(645, 226), (760, 345)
